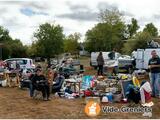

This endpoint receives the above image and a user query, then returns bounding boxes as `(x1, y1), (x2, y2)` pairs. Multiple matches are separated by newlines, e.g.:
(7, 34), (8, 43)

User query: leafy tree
(64, 33), (81, 54)
(0, 26), (12, 42)
(34, 23), (64, 59)
(0, 26), (12, 59)
(99, 8), (123, 25)
(127, 18), (139, 38)
(122, 31), (152, 54)
(143, 23), (158, 37)
(1, 44), (11, 59)
(0, 26), (29, 59)
(85, 8), (126, 52)
(9, 39), (28, 58)
(27, 42), (39, 57)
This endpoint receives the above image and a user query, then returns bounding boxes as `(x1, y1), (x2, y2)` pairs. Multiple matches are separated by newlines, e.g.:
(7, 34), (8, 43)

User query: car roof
(4, 58), (32, 61)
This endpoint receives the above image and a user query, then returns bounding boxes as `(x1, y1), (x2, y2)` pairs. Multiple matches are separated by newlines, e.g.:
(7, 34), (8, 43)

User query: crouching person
(30, 68), (50, 101)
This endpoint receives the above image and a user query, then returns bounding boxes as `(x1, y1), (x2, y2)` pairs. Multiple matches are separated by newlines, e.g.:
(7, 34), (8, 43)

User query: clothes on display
(132, 76), (140, 87)
(140, 81), (152, 104)
(126, 84), (141, 104)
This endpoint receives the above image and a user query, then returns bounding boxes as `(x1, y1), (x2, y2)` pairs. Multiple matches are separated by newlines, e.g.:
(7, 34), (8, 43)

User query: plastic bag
(2, 80), (7, 87)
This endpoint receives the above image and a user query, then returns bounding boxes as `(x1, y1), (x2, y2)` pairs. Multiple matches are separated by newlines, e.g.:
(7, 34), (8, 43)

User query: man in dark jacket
(97, 52), (104, 76)
(30, 68), (50, 101)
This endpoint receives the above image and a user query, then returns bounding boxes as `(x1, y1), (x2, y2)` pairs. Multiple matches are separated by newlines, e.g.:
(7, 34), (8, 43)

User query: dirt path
(0, 87), (87, 119)
(0, 87), (159, 119)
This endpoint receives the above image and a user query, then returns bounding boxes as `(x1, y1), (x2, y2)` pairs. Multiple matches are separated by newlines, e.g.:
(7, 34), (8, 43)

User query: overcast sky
(1, 0), (160, 45)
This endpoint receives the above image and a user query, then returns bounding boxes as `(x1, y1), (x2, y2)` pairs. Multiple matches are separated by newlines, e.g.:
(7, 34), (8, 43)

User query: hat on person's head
(35, 68), (42, 72)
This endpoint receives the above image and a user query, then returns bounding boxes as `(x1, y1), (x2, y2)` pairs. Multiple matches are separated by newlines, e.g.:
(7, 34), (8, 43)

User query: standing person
(97, 52), (104, 76)
(148, 50), (160, 98)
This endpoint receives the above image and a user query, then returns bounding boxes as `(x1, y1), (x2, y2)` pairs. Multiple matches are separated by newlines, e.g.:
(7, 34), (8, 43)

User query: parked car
(4, 58), (35, 69)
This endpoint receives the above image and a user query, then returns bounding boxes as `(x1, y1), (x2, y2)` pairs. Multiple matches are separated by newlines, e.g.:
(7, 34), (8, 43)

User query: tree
(64, 33), (81, 54)
(0, 26), (28, 59)
(122, 31), (152, 54)
(2, 44), (11, 59)
(34, 23), (64, 59)
(85, 8), (126, 52)
(0, 26), (12, 59)
(27, 42), (38, 57)
(143, 23), (158, 37)
(9, 39), (28, 58)
(127, 18), (139, 38)
(99, 8), (123, 25)
(0, 26), (12, 42)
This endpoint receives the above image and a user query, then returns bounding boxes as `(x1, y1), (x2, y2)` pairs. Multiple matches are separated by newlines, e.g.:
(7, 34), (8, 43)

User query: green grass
(79, 56), (90, 67)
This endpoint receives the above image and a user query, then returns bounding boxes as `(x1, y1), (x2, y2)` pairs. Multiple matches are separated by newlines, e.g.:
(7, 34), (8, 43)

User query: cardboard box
(85, 97), (100, 104)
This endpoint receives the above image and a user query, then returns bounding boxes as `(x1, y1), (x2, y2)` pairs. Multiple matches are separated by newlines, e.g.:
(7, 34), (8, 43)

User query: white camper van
(133, 48), (160, 69)
(90, 52), (120, 67)
(91, 52), (134, 73)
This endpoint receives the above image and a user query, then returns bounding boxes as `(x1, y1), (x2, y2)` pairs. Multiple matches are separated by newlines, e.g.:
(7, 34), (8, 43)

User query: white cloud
(0, 0), (160, 45)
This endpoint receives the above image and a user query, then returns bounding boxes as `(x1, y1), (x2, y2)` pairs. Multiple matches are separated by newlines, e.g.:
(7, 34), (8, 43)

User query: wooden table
(0, 73), (5, 86)
(65, 79), (81, 95)
(0, 73), (5, 80)
(5, 71), (20, 87)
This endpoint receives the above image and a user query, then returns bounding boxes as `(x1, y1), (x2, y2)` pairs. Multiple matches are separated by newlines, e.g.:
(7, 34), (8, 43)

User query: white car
(4, 58), (35, 69)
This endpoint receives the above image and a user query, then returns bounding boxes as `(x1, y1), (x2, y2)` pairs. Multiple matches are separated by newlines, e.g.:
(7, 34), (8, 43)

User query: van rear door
(91, 52), (99, 66)
(136, 49), (144, 69)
